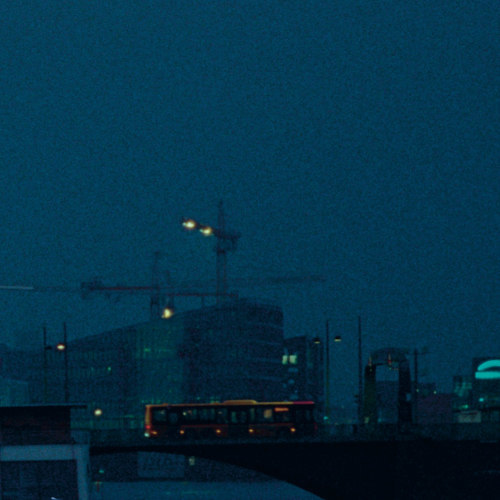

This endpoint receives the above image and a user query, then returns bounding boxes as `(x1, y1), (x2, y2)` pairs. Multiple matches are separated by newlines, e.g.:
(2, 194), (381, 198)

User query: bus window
(168, 411), (179, 425)
(256, 407), (274, 423)
(200, 407), (215, 422)
(182, 409), (198, 422)
(230, 410), (248, 424)
(152, 409), (167, 423)
(274, 407), (291, 423)
(216, 408), (228, 424)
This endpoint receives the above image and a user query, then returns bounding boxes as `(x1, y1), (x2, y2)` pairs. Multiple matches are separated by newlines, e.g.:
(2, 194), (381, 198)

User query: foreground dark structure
(91, 430), (500, 499)
(0, 405), (90, 499)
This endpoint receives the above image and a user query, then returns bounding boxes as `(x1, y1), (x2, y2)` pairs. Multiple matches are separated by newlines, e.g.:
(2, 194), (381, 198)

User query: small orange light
(215, 428), (222, 435)
(249, 428), (254, 434)
(179, 429), (185, 435)
(290, 427), (296, 433)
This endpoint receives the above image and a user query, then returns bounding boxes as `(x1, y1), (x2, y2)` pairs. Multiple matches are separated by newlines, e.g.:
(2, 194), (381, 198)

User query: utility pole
(325, 319), (330, 423)
(63, 322), (69, 403)
(358, 316), (363, 425)
(43, 324), (48, 403)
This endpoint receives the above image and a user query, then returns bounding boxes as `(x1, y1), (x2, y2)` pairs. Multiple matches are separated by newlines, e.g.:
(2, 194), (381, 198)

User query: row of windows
(152, 405), (313, 426)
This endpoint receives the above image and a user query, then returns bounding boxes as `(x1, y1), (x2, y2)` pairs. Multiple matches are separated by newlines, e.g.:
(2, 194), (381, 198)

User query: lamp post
(59, 322), (69, 403)
(358, 316), (363, 426)
(42, 323), (69, 403)
(43, 324), (48, 402)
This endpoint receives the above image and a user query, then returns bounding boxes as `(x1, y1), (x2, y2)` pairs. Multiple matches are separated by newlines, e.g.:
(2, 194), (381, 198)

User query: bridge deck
(90, 430), (500, 499)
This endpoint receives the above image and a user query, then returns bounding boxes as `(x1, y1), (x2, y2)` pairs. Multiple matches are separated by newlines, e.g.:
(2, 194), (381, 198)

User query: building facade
(1, 299), (285, 429)
(283, 336), (323, 408)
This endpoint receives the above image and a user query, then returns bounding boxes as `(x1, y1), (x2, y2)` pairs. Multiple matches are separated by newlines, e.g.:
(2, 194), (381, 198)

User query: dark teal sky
(0, 1), (498, 404)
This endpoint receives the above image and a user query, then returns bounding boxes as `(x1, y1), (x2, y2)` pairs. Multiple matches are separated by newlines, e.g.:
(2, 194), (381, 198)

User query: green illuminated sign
(475, 359), (500, 380)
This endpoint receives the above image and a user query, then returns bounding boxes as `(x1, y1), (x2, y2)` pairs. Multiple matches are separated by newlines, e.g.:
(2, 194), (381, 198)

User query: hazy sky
(0, 1), (497, 405)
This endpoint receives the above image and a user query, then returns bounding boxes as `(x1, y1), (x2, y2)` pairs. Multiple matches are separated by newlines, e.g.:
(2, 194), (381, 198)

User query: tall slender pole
(358, 316), (363, 425)
(413, 348), (419, 425)
(43, 324), (48, 403)
(325, 319), (330, 423)
(216, 200), (226, 303)
(63, 322), (69, 403)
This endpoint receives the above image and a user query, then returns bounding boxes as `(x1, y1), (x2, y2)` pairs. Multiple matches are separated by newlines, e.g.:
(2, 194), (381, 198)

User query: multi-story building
(283, 336), (323, 408)
(1, 299), (285, 429)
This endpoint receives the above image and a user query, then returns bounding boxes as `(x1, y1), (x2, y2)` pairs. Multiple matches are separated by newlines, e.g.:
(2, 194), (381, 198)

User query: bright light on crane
(182, 218), (197, 230)
(181, 202), (241, 304)
(199, 226), (213, 236)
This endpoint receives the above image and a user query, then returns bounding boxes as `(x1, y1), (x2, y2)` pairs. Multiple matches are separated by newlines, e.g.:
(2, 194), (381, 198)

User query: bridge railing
(86, 422), (500, 447)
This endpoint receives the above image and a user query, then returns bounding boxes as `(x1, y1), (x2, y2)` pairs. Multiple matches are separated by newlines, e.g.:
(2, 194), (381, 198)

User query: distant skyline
(0, 1), (498, 406)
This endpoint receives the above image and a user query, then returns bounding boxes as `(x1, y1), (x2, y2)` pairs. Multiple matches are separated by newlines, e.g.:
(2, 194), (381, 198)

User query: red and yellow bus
(145, 400), (317, 439)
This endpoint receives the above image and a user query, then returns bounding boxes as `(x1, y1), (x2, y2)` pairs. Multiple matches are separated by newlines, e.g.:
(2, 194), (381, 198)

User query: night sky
(0, 1), (498, 406)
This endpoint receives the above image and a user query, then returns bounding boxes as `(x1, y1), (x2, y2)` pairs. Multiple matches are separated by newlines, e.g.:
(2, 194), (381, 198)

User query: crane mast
(182, 200), (241, 304)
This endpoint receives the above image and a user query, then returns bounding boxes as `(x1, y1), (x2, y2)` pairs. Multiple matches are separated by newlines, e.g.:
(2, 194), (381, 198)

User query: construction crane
(0, 251), (238, 320)
(79, 278), (238, 319)
(182, 200), (241, 304)
(1, 200), (325, 318)
(0, 271), (325, 321)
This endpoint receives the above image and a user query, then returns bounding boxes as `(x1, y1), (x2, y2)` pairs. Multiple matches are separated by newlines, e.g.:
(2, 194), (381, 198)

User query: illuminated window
(256, 408), (274, 423)
(289, 354), (298, 365)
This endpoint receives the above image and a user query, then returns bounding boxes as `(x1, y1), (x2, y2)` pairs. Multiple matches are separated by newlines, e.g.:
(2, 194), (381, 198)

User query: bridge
(90, 425), (500, 499)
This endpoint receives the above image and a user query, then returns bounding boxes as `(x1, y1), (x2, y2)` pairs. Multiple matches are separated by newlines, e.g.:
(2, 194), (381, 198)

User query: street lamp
(161, 306), (174, 319)
(42, 323), (69, 403)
